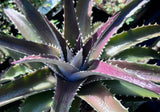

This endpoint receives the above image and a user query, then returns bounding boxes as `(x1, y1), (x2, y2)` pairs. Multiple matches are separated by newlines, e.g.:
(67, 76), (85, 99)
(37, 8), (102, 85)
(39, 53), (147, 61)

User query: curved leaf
(12, 55), (79, 80)
(104, 80), (160, 98)
(0, 68), (56, 107)
(20, 90), (53, 112)
(79, 82), (128, 112)
(70, 60), (160, 94)
(103, 25), (160, 57)
(15, 0), (58, 45)
(108, 59), (160, 83)
(89, 0), (150, 60)
(110, 47), (160, 62)
(0, 33), (60, 56)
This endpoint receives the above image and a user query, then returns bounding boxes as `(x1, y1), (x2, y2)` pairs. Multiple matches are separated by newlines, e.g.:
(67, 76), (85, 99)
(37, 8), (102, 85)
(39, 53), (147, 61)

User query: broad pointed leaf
(110, 47), (160, 62)
(89, 0), (150, 60)
(0, 34), (60, 56)
(0, 68), (56, 107)
(4, 9), (42, 42)
(63, 0), (79, 47)
(103, 25), (160, 57)
(83, 13), (120, 62)
(53, 76), (84, 112)
(108, 59), (160, 83)
(76, 0), (92, 38)
(104, 80), (160, 98)
(43, 15), (71, 62)
(79, 82), (128, 112)
(15, 0), (58, 45)
(0, 64), (32, 83)
(70, 60), (160, 94)
(12, 55), (79, 80)
(20, 90), (53, 112)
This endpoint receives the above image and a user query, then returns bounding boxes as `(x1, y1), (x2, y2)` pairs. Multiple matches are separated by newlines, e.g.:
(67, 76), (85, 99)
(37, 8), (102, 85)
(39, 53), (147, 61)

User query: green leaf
(104, 80), (160, 98)
(111, 47), (160, 62)
(79, 82), (128, 112)
(102, 25), (160, 57)
(0, 64), (32, 83)
(20, 90), (53, 112)
(0, 68), (56, 107)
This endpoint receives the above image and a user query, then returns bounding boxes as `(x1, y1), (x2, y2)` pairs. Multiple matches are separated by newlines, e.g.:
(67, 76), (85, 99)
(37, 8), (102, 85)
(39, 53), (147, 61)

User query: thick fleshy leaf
(0, 64), (32, 83)
(12, 55), (79, 80)
(0, 33), (60, 56)
(76, 0), (92, 38)
(70, 60), (160, 94)
(4, 9), (42, 42)
(0, 68), (56, 107)
(108, 59), (160, 83)
(15, 0), (58, 45)
(79, 82), (128, 112)
(110, 47), (160, 62)
(103, 25), (160, 57)
(53, 76), (84, 112)
(71, 49), (83, 69)
(20, 90), (53, 112)
(82, 13), (120, 63)
(63, 0), (79, 47)
(104, 80), (160, 98)
(89, 0), (150, 60)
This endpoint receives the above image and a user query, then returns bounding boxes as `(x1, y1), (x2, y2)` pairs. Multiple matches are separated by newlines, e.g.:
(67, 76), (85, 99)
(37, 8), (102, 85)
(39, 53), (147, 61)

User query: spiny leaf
(70, 60), (160, 94)
(89, 0), (150, 60)
(0, 33), (60, 56)
(79, 82), (128, 112)
(110, 47), (160, 62)
(63, 0), (79, 48)
(82, 12), (120, 63)
(53, 76), (84, 112)
(20, 90), (53, 112)
(0, 68), (56, 107)
(4, 9), (42, 42)
(0, 64), (32, 83)
(15, 0), (58, 45)
(108, 59), (160, 83)
(103, 25), (160, 57)
(76, 0), (93, 38)
(12, 55), (79, 80)
(104, 80), (160, 98)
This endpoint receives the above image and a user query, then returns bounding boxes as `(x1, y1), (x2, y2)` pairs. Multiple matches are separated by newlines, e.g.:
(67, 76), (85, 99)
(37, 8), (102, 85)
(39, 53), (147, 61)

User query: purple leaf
(15, 0), (58, 45)
(53, 76), (84, 112)
(44, 16), (70, 61)
(108, 59), (160, 83)
(63, 0), (79, 48)
(89, 0), (149, 60)
(79, 82), (127, 112)
(12, 55), (79, 80)
(4, 9), (42, 42)
(76, 0), (93, 38)
(0, 34), (60, 56)
(82, 12), (120, 64)
(71, 60), (160, 94)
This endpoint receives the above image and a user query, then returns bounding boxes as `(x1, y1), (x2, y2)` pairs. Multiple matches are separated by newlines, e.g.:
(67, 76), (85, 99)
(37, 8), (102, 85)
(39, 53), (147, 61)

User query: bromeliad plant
(0, 0), (160, 111)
